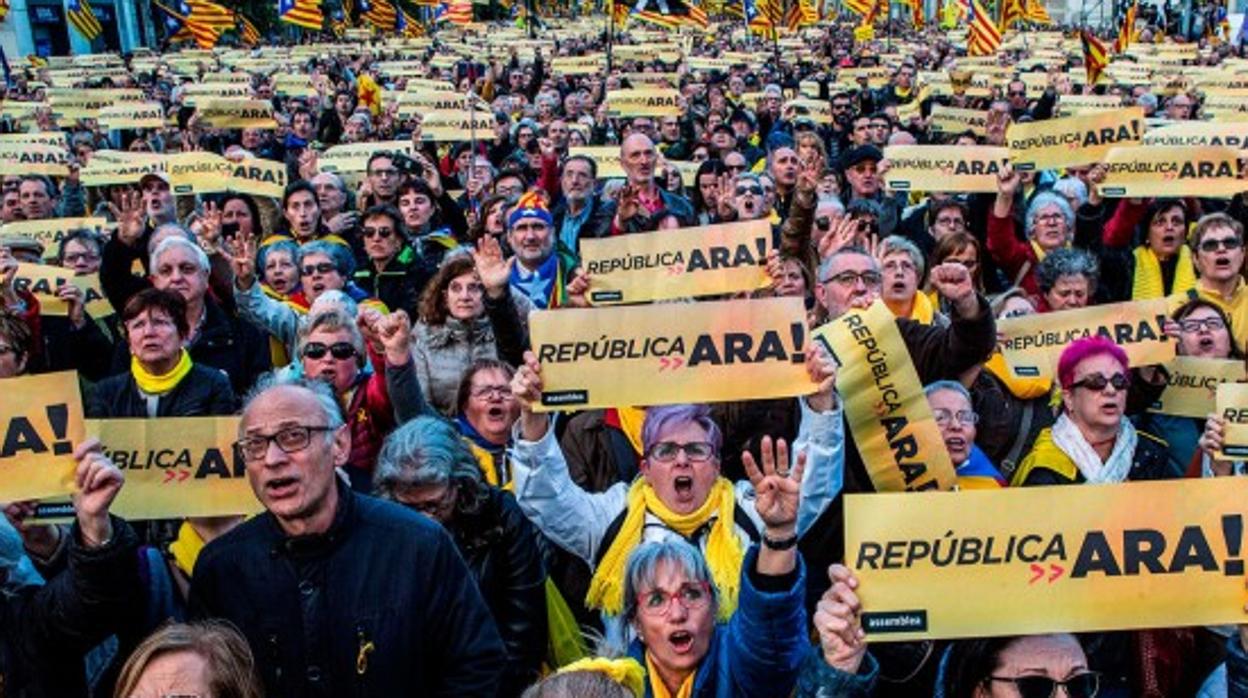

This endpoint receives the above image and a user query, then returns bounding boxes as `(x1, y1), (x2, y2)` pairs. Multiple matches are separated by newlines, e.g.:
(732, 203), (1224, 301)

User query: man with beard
(551, 155), (614, 254)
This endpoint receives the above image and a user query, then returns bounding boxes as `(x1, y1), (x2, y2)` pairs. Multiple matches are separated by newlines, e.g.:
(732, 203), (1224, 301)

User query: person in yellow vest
(878, 236), (944, 326)
(1191, 213), (1248, 350)
(924, 381), (1006, 488)
(1012, 337), (1181, 486)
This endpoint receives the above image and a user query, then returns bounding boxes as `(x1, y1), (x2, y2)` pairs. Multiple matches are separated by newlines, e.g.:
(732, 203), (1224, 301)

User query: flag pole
(606, 0), (615, 73)
(887, 0), (893, 51)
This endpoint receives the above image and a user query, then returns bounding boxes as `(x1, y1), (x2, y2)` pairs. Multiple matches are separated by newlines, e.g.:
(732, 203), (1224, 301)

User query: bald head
(621, 133), (657, 187)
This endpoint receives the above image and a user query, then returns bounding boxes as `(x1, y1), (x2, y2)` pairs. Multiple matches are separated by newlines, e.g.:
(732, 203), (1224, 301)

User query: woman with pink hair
(1011, 336), (1181, 486)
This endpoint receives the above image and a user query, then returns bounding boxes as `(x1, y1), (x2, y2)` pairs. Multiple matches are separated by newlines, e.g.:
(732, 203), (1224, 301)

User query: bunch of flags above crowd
(150, 0), (264, 48)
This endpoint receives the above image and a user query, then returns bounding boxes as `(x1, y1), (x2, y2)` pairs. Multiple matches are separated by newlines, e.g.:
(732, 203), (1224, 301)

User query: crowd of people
(1, 6), (1248, 697)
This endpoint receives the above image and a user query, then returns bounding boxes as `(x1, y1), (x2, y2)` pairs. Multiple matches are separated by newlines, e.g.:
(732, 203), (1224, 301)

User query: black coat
(189, 482), (506, 698)
(1, 517), (140, 698)
(86, 363), (237, 418)
(451, 486), (548, 698)
(351, 246), (432, 316)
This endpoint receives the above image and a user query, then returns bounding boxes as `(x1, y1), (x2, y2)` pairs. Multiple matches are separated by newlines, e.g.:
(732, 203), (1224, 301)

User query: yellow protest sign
(568, 146), (623, 179)
(1149, 357), (1246, 419)
(786, 99), (833, 124)
(846, 477), (1248, 640)
(0, 132), (67, 148)
(0, 217), (109, 259)
(225, 157), (287, 198)
(1056, 94), (1126, 116)
(998, 299), (1173, 378)
(882, 145), (1008, 193)
(686, 56), (736, 72)
(1217, 383), (1248, 459)
(80, 153), (166, 187)
(0, 101), (48, 121)
(551, 55), (604, 76)
(1144, 122), (1248, 149)
(319, 140), (415, 174)
(0, 144), (70, 176)
(929, 105), (987, 136)
(180, 82), (253, 105)
(1006, 107), (1144, 172)
(166, 152), (232, 195)
(87, 417), (262, 520)
(196, 99), (278, 129)
(580, 220), (771, 305)
(97, 102), (166, 130)
(605, 88), (682, 117)
(416, 110), (496, 142)
(13, 263), (114, 319)
(814, 301), (957, 493)
(529, 297), (812, 411)
(0, 371), (84, 501)
(1099, 146), (1243, 198)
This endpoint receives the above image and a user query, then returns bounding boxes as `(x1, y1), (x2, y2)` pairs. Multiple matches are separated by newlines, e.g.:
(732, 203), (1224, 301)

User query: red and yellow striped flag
(967, 0), (1001, 55)
(1081, 29), (1109, 84)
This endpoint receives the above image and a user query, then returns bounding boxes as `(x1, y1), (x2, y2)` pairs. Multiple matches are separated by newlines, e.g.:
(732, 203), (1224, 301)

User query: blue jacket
(628, 546), (808, 698)
(1228, 633), (1248, 697)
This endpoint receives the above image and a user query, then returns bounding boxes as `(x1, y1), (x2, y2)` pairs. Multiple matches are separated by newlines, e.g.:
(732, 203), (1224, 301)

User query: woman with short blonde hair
(114, 621), (262, 698)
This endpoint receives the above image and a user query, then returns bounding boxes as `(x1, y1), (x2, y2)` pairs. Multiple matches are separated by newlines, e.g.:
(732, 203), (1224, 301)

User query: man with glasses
(1192, 213), (1248, 348)
(190, 376), (503, 696)
(609, 133), (695, 233)
(551, 154), (614, 253)
(363, 152), (404, 208)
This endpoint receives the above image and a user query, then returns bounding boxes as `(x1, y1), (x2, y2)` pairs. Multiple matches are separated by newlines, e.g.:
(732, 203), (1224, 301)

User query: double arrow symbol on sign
(1028, 562), (1065, 584)
(162, 470), (191, 483)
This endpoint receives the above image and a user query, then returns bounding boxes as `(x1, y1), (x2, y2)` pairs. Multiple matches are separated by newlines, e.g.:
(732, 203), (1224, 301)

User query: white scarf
(1049, 413), (1137, 484)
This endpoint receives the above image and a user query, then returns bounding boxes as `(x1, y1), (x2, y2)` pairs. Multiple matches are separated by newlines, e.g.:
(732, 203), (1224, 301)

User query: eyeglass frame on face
(62, 251), (100, 265)
(470, 385), (513, 400)
(301, 341), (358, 361)
(1179, 317), (1226, 333)
(301, 262), (337, 276)
(1034, 212), (1066, 224)
(735, 184), (763, 197)
(646, 441), (717, 463)
(361, 226), (395, 239)
(983, 671), (1101, 698)
(1069, 372), (1129, 392)
(235, 425), (335, 462)
(636, 581), (713, 619)
(934, 215), (966, 229)
(822, 270), (884, 288)
(369, 167), (400, 179)
(932, 408), (979, 427)
(400, 484), (457, 517)
(1198, 235), (1243, 253)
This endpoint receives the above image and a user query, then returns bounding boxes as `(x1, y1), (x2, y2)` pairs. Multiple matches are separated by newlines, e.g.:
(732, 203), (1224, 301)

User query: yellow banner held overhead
(97, 102), (166, 130)
(0, 144), (70, 177)
(1100, 146), (1244, 198)
(785, 99), (834, 124)
(1006, 107), (1144, 172)
(605, 88), (682, 118)
(416, 110), (497, 142)
(318, 140), (416, 174)
(225, 158), (287, 199)
(0, 371), (85, 501)
(928, 105), (988, 136)
(529, 297), (812, 411)
(196, 99), (279, 129)
(1055, 94), (1126, 116)
(883, 145), (1009, 193)
(568, 146), (623, 179)
(0, 217), (110, 260)
(846, 477), (1248, 641)
(83, 417), (262, 520)
(0, 132), (68, 148)
(813, 301), (958, 493)
(580, 219), (772, 305)
(13, 263), (114, 319)
(1217, 383), (1248, 459)
(1143, 122), (1248, 149)
(997, 298), (1173, 378)
(1149, 357), (1246, 419)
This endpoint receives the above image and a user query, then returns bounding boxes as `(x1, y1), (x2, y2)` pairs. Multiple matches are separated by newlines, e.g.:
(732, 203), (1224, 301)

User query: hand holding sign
(995, 162), (1021, 215)
(2, 500), (60, 558)
(55, 284), (85, 329)
(805, 345), (838, 412)
(814, 564), (867, 674)
(1199, 414), (1236, 476)
(511, 350), (548, 442)
(72, 438), (124, 549)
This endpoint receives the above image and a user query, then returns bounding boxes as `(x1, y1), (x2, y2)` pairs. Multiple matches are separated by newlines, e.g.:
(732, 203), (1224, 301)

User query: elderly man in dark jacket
(189, 377), (505, 697)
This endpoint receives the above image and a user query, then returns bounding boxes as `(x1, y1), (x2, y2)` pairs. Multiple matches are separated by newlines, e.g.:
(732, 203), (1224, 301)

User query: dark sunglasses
(1008, 90), (1027, 97)
(1199, 236), (1243, 253)
(815, 216), (832, 231)
(362, 227), (394, 239)
(735, 185), (763, 197)
(725, 164), (747, 172)
(1070, 372), (1129, 392)
(986, 672), (1100, 698)
(301, 262), (337, 276)
(301, 341), (357, 361)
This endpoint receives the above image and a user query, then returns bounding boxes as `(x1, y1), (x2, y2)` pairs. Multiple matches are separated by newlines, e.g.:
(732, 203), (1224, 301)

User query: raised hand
(376, 310), (413, 366)
(55, 283), (86, 329)
(797, 155), (823, 195)
(566, 269), (592, 308)
(817, 213), (858, 262)
(299, 149), (320, 181)
(805, 344), (838, 413)
(929, 262), (978, 317)
(814, 564), (868, 674)
(230, 235), (258, 290)
(510, 350), (549, 441)
(742, 435), (806, 536)
(472, 235), (513, 300)
(72, 438), (124, 549)
(615, 184), (641, 223)
(108, 189), (145, 247)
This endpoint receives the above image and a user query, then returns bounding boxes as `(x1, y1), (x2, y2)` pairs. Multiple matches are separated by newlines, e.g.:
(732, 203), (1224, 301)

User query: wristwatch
(762, 532), (799, 550)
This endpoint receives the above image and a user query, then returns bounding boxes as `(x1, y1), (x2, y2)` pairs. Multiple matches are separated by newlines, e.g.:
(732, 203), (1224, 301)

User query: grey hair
(1024, 191), (1075, 239)
(150, 236), (210, 274)
(1051, 177), (1088, 208)
(520, 672), (634, 698)
(146, 223), (194, 255)
(300, 239), (356, 277)
(1136, 93), (1158, 112)
(240, 373), (345, 432)
(307, 289), (358, 318)
(621, 539), (718, 625)
(372, 416), (483, 500)
(1036, 247), (1100, 294)
(817, 245), (879, 284)
(879, 235), (926, 278)
(296, 307), (366, 363)
(311, 171), (346, 194)
(924, 379), (971, 402)
(815, 195), (845, 214)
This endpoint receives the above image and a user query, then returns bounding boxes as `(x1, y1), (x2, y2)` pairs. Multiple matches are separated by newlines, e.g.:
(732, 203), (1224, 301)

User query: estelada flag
(1082, 29), (1109, 85)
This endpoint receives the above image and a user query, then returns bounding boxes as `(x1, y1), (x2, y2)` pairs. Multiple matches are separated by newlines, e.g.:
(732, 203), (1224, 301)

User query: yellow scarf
(646, 653), (696, 698)
(1132, 245), (1196, 300)
(167, 520), (206, 577)
(131, 349), (193, 396)
(616, 407), (647, 455)
(560, 657), (646, 697)
(587, 478), (743, 621)
(984, 352), (1052, 400)
(908, 291), (935, 324)
(1029, 239), (1050, 262)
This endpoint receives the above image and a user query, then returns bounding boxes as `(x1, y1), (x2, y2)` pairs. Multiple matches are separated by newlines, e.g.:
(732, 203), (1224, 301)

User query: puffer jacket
(342, 349), (429, 490)
(85, 364), (237, 418)
(411, 291), (529, 415)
